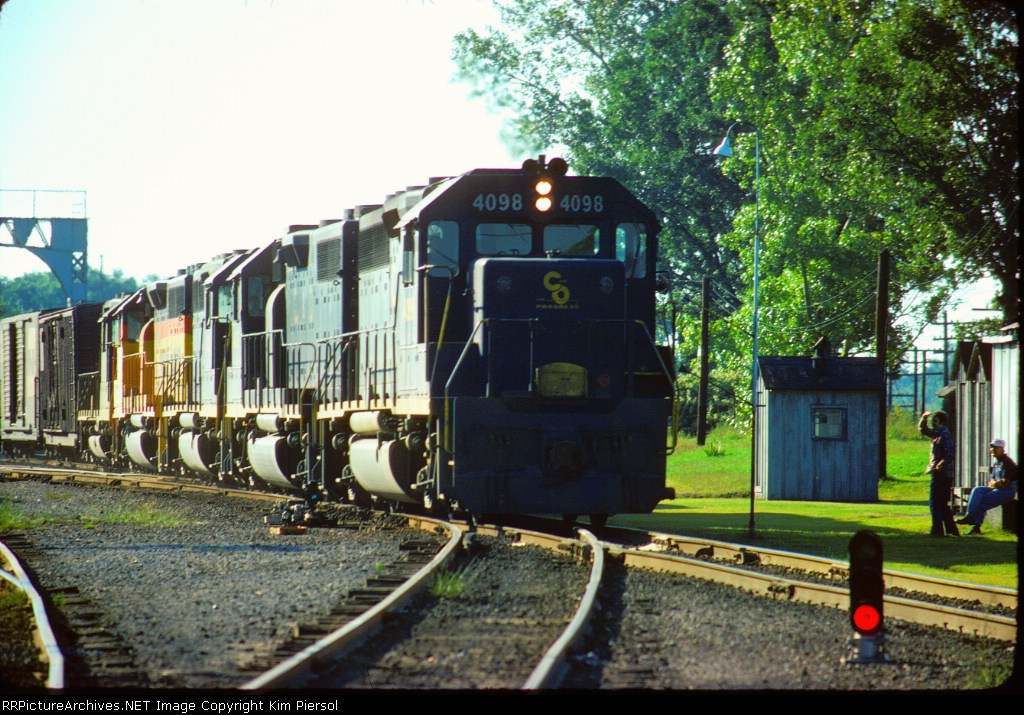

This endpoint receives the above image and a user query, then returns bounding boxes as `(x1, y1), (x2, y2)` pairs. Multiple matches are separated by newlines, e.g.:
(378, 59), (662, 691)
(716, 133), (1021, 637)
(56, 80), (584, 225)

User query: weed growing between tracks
(0, 582), (29, 610)
(0, 500), (42, 529)
(430, 563), (477, 598)
(86, 501), (191, 527)
(963, 652), (1016, 690)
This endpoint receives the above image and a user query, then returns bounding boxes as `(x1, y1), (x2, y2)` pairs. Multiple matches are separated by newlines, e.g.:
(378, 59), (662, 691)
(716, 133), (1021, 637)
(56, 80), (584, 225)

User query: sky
(0, 0), (1000, 340)
(0, 0), (513, 280)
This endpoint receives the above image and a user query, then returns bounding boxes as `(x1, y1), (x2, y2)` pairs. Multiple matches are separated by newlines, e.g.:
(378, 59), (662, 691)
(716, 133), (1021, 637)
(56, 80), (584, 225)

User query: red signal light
(852, 604), (881, 635)
(848, 530), (884, 637)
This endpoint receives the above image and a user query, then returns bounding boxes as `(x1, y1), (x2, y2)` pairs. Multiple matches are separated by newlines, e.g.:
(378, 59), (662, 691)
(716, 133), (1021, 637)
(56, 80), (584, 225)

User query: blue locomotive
(3, 158), (676, 523)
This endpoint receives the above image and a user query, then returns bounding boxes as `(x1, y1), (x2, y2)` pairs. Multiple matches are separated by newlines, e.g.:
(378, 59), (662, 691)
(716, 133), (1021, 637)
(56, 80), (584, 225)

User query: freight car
(4, 158), (677, 523)
(2, 303), (102, 456)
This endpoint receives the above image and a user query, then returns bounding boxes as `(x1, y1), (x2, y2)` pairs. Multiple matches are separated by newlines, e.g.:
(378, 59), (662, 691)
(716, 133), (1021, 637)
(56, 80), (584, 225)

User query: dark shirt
(991, 453), (1018, 485)
(920, 424), (955, 476)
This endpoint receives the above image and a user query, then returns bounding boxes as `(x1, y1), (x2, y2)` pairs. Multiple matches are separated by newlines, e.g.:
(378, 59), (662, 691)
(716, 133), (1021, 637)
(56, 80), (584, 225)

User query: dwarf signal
(842, 530), (891, 664)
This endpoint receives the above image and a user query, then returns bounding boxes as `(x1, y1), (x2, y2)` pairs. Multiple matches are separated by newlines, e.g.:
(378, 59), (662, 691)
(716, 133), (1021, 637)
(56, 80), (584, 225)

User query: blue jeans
(929, 473), (958, 535)
(963, 483), (1018, 526)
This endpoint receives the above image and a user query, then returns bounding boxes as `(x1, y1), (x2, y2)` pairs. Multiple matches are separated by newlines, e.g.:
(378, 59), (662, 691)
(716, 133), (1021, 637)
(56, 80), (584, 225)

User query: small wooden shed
(755, 340), (884, 501)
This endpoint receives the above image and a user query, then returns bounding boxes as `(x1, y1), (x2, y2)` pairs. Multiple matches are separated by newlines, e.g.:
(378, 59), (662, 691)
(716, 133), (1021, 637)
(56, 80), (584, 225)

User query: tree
(453, 0), (1016, 425)
(454, 0), (761, 426)
(454, 0), (745, 301)
(0, 268), (143, 317)
(710, 0), (1019, 360)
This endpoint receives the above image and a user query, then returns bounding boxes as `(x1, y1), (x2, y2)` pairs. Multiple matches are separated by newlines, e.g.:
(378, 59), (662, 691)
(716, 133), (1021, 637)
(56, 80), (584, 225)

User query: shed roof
(758, 356), (883, 391)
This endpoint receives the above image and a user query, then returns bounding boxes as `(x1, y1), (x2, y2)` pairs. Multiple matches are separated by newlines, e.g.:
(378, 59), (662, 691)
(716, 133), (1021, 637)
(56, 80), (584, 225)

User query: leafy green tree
(454, 0), (745, 300)
(710, 0), (1018, 363)
(454, 0), (760, 428)
(454, 0), (1016, 430)
(0, 268), (143, 317)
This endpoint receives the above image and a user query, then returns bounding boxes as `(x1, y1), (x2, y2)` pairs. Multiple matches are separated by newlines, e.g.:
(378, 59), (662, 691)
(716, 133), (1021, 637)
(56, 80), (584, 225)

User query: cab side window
(427, 221), (459, 276)
(616, 222), (648, 278)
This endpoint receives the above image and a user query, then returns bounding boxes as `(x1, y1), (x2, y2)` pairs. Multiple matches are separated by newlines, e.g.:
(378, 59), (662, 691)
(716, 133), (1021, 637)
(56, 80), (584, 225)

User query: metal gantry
(0, 189), (88, 306)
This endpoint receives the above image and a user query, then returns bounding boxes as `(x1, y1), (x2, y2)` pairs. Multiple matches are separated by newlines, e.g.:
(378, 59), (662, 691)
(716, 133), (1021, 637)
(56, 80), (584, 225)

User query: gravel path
(0, 477), (441, 689)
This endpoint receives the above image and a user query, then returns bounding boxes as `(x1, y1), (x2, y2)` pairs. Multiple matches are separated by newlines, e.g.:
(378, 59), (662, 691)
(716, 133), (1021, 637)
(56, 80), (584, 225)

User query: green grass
(613, 421), (1018, 590)
(0, 584), (30, 610)
(0, 501), (41, 529)
(1, 496), (190, 530)
(88, 502), (190, 527)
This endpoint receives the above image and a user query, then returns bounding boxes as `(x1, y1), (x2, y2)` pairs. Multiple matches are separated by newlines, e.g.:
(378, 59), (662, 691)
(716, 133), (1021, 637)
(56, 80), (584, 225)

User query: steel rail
(0, 539), (64, 690)
(240, 516), (463, 691)
(1, 466), (284, 503)
(523, 528), (604, 690)
(634, 530), (1017, 610)
(615, 545), (1017, 642)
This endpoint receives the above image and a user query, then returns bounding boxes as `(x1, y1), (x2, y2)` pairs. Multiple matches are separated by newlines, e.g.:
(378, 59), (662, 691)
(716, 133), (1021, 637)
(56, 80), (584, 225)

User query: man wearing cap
(957, 439), (1018, 535)
(918, 410), (959, 537)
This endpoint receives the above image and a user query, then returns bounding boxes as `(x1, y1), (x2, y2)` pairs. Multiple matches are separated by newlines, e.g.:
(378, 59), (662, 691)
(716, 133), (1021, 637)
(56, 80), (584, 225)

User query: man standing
(957, 439), (1018, 535)
(919, 411), (959, 537)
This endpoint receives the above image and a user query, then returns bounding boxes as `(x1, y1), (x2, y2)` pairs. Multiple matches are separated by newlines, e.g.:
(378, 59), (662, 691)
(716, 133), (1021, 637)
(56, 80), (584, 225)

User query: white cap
(990, 439), (1007, 448)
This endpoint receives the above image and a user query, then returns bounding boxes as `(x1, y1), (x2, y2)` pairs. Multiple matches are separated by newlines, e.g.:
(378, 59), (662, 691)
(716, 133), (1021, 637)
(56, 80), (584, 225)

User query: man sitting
(957, 439), (1018, 535)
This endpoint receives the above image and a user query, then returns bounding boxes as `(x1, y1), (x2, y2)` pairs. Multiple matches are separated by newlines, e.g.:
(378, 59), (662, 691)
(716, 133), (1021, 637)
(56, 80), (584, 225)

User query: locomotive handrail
(315, 327), (396, 409)
(241, 326), (403, 413)
(153, 356), (194, 409)
(76, 371), (101, 414)
(282, 341), (319, 390)
(630, 319), (678, 455)
(443, 319), (488, 451)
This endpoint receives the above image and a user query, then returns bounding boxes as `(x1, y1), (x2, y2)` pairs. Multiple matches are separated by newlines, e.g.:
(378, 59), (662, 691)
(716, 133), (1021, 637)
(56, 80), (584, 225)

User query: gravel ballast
(0, 478), (441, 689)
(563, 560), (1018, 690)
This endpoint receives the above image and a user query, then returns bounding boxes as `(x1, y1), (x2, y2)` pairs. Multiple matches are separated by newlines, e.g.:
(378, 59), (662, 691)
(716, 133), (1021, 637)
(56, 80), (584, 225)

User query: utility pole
(697, 276), (711, 445)
(875, 250), (890, 488)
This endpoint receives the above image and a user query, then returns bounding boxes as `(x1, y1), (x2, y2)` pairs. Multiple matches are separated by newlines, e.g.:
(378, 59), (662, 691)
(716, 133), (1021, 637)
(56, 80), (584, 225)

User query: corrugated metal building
(945, 323), (1019, 530)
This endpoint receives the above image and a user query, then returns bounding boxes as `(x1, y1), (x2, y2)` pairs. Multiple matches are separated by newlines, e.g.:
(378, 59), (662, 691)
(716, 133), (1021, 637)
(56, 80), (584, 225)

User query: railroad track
(605, 529), (1017, 640)
(498, 515), (1017, 639)
(250, 525), (604, 690)
(0, 472), (451, 689)
(0, 536), (63, 689)
(1, 464), (1016, 691)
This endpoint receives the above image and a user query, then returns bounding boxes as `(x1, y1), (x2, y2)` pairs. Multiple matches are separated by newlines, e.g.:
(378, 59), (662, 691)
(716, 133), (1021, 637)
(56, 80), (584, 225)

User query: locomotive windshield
(543, 224), (599, 256)
(427, 221), (459, 276)
(476, 223), (531, 255)
(469, 220), (643, 265)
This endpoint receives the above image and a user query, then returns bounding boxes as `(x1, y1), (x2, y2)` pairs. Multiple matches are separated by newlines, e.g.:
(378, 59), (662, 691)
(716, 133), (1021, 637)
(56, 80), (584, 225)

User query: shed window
(812, 407), (847, 440)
